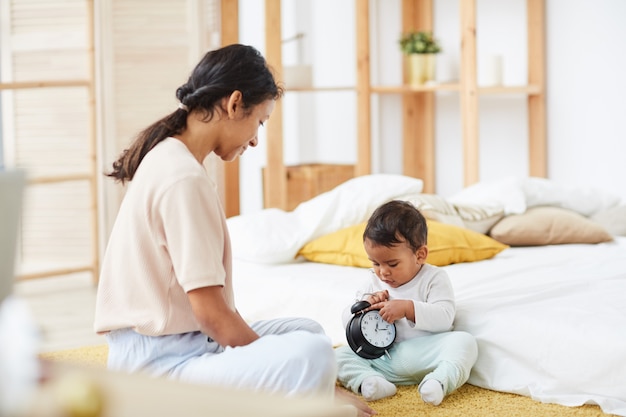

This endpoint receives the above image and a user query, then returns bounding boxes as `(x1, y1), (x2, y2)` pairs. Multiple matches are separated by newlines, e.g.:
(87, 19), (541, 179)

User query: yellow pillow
(296, 220), (509, 267)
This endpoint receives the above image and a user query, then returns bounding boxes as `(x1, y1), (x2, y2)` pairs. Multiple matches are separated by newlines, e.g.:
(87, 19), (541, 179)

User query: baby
(336, 200), (478, 405)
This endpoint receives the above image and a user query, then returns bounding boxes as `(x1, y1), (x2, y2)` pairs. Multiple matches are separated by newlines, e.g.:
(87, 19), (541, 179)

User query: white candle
(484, 55), (503, 86)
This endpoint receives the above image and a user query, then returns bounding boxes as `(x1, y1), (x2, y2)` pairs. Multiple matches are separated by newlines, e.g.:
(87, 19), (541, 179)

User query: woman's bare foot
(335, 386), (377, 417)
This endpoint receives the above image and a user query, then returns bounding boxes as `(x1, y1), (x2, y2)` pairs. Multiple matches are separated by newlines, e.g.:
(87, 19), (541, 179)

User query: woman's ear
(225, 90), (243, 118)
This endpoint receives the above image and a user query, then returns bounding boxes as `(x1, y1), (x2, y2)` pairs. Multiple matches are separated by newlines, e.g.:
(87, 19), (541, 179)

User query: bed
(227, 174), (626, 416)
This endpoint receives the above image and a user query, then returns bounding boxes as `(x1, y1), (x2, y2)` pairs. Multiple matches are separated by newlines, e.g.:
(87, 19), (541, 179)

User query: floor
(12, 273), (105, 353)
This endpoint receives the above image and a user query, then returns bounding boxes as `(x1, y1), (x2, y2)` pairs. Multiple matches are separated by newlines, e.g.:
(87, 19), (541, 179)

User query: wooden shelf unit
(355, 0), (546, 193)
(221, 0), (546, 214)
(0, 0), (100, 283)
(262, 0), (356, 211)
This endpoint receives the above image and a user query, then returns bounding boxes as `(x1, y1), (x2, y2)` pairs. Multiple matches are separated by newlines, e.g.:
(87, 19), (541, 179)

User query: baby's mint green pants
(336, 331), (478, 398)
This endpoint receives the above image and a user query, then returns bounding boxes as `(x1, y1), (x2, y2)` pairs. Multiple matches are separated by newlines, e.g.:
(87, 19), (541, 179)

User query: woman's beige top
(94, 138), (233, 336)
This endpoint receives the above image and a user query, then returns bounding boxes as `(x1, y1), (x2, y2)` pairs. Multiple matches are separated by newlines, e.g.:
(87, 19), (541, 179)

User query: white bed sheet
(233, 237), (626, 416)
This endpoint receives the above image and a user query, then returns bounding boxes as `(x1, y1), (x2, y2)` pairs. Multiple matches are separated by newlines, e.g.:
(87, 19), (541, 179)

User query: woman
(94, 44), (373, 416)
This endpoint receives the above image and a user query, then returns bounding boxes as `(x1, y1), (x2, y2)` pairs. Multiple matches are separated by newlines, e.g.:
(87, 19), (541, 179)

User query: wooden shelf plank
(221, 0), (241, 217)
(285, 86), (355, 92)
(17, 264), (95, 281)
(401, 0), (436, 193)
(27, 174), (93, 185)
(0, 79), (91, 90)
(527, 0), (547, 178)
(263, 0), (288, 209)
(460, 0), (479, 187)
(372, 83), (460, 93)
(478, 85), (542, 95)
(371, 84), (543, 95)
(355, 0), (372, 177)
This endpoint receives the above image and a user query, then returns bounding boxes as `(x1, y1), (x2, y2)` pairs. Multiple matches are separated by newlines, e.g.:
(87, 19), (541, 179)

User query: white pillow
(448, 177), (527, 215)
(522, 177), (621, 217)
(227, 174), (424, 264)
(448, 176), (621, 218)
(591, 205), (626, 236)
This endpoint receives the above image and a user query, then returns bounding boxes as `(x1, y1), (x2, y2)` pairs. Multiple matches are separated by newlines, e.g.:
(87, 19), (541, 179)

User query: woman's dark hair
(107, 44), (284, 183)
(364, 200), (428, 251)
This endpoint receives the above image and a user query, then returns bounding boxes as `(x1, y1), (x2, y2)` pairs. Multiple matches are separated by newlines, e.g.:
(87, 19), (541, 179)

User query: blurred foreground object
(27, 361), (356, 417)
(0, 169), (42, 416)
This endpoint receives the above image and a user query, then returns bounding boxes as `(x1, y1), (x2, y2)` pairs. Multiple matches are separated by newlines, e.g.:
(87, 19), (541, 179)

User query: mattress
(228, 175), (626, 415)
(233, 237), (626, 416)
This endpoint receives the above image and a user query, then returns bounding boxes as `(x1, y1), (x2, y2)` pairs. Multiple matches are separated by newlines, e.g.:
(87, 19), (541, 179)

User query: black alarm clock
(346, 300), (396, 359)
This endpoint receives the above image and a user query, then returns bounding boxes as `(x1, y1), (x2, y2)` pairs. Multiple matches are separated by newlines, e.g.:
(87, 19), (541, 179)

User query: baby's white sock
(360, 376), (397, 401)
(419, 379), (444, 406)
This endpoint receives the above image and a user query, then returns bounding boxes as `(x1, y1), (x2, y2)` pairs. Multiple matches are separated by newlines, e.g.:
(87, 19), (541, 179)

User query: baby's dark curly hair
(363, 200), (428, 251)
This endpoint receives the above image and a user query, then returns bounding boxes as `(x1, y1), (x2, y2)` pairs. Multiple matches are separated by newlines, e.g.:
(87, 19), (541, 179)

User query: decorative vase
(424, 53), (436, 82)
(283, 65), (313, 88)
(407, 53), (436, 86)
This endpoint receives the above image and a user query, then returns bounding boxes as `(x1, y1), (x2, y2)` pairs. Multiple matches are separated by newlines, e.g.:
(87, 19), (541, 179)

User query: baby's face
(364, 238), (423, 288)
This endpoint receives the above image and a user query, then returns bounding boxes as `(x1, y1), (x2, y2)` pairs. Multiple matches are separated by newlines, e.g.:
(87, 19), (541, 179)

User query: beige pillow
(398, 193), (504, 234)
(398, 193), (465, 228)
(453, 203), (504, 234)
(489, 206), (614, 246)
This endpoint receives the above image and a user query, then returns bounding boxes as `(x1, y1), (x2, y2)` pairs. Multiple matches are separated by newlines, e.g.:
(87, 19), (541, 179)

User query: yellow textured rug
(42, 345), (616, 417)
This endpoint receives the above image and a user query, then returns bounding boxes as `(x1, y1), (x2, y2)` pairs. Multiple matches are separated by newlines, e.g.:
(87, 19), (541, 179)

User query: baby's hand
(366, 290), (389, 305)
(370, 299), (412, 323)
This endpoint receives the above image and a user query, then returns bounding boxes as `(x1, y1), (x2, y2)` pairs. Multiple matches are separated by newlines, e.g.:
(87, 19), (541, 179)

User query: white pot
(283, 65), (313, 89)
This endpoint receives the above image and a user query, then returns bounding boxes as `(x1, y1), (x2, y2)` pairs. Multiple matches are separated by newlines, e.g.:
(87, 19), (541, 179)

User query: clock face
(360, 310), (396, 348)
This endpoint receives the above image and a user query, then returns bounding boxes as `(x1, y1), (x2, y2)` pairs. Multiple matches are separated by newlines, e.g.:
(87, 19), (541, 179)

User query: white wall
(237, 0), (626, 214)
(545, 0), (626, 201)
(238, 0), (357, 212)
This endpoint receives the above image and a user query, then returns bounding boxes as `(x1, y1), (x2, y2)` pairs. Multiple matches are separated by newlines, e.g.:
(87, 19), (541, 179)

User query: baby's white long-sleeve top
(342, 264), (455, 343)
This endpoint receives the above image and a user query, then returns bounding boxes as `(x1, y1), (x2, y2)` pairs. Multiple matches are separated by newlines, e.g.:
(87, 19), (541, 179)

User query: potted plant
(398, 31), (441, 85)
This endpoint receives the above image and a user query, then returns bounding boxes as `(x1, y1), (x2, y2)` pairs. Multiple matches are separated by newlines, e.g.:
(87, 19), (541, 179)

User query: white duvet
(228, 175), (626, 416)
(448, 239), (626, 415)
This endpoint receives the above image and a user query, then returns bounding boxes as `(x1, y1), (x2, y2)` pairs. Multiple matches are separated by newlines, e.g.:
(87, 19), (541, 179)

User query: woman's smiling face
(217, 98), (275, 162)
